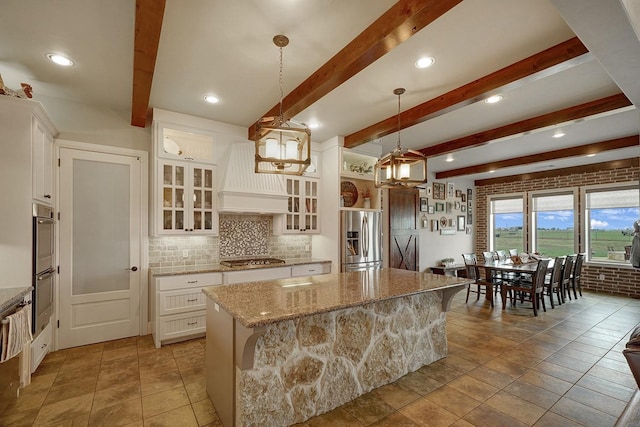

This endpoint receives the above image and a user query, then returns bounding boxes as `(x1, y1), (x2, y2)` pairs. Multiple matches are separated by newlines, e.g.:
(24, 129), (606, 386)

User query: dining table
(472, 257), (555, 307)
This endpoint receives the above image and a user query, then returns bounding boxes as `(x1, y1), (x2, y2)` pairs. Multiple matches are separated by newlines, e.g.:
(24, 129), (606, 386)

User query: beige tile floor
(2, 289), (639, 426)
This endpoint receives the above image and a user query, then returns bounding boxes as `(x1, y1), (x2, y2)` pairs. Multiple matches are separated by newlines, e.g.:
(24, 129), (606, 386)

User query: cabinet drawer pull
(41, 343), (47, 349)
(187, 321), (198, 326)
(187, 280), (198, 284)
(187, 298), (198, 302)
(308, 269), (316, 272)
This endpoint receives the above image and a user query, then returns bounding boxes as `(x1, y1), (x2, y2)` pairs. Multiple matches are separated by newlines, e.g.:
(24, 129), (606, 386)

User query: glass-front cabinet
(157, 160), (217, 235)
(275, 177), (320, 234)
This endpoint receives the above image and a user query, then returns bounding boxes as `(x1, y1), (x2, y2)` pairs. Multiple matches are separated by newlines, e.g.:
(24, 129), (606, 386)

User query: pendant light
(255, 35), (311, 175)
(373, 88), (427, 188)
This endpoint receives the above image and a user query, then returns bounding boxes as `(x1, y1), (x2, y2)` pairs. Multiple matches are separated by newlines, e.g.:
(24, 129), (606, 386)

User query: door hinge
(57, 320), (60, 328)
(58, 158), (60, 167)
(57, 265), (60, 274)
(57, 212), (60, 221)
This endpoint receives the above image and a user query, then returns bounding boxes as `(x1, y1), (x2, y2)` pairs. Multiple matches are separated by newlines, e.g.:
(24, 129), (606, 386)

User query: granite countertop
(150, 258), (331, 277)
(202, 268), (471, 328)
(0, 286), (33, 314)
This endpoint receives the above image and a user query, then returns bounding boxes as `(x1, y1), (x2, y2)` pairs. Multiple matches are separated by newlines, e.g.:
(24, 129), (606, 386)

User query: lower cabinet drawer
(158, 288), (206, 316)
(31, 322), (52, 373)
(291, 263), (331, 277)
(158, 310), (206, 342)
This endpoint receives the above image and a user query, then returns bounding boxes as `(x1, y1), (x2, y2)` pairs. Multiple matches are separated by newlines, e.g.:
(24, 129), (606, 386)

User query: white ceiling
(0, 0), (638, 182)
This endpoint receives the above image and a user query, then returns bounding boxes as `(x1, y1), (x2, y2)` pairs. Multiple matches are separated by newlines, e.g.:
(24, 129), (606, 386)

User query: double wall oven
(33, 203), (54, 337)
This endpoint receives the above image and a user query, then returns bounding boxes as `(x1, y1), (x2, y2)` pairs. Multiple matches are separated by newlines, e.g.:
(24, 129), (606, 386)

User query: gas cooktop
(220, 257), (286, 268)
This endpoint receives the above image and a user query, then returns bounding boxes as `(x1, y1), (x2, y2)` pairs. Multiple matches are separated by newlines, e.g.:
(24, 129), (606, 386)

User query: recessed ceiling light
(204, 95), (219, 104)
(308, 122), (320, 129)
(586, 153), (596, 157)
(553, 130), (565, 138)
(414, 57), (435, 69)
(489, 170), (495, 173)
(485, 95), (502, 104)
(46, 53), (74, 67)
(445, 154), (454, 162)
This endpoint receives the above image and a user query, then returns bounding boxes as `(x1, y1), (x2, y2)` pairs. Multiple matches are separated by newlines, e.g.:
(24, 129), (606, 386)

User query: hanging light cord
(396, 91), (401, 150)
(278, 44), (284, 120)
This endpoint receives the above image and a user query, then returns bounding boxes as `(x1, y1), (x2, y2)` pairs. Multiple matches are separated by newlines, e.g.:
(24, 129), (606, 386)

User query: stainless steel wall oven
(33, 203), (54, 336)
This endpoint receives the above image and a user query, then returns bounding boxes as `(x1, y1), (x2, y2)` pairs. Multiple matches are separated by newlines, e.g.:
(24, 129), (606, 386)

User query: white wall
(418, 174), (475, 271)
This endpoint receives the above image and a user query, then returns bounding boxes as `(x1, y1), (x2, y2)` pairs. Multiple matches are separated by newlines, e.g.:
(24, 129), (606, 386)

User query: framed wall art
(431, 219), (439, 231)
(427, 205), (434, 214)
(433, 182), (446, 200)
(467, 188), (473, 201)
(457, 215), (465, 231)
(446, 202), (452, 214)
(420, 197), (428, 212)
(435, 202), (444, 212)
(447, 182), (455, 198)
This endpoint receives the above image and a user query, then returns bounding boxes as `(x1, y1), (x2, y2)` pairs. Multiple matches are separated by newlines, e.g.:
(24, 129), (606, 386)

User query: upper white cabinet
(0, 97), (57, 286)
(151, 116), (218, 236)
(274, 177), (320, 234)
(154, 160), (218, 235)
(32, 117), (54, 204)
(154, 121), (216, 164)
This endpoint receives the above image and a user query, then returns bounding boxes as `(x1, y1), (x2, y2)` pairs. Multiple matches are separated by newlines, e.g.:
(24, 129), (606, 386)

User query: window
(489, 196), (524, 253)
(584, 183), (640, 263)
(531, 191), (576, 257)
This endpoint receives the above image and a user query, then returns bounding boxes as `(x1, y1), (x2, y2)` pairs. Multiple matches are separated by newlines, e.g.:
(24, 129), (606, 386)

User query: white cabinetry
(151, 272), (222, 348)
(291, 263), (331, 277)
(154, 160), (217, 235)
(30, 322), (52, 373)
(151, 116), (219, 236)
(274, 177), (320, 234)
(32, 118), (54, 204)
(340, 148), (381, 211)
(0, 97), (57, 287)
(223, 266), (292, 284)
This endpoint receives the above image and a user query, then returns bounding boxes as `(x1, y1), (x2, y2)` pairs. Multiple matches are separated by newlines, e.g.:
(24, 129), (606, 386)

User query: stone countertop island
(202, 268), (471, 427)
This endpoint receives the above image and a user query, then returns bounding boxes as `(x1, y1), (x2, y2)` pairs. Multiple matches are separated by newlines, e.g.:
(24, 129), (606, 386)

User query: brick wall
(475, 164), (640, 298)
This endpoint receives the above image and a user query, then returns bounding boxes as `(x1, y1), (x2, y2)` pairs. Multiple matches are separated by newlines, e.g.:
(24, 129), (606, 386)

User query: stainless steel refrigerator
(341, 211), (382, 272)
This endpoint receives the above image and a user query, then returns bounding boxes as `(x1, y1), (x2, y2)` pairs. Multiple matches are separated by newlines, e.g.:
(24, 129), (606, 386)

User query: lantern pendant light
(254, 35), (311, 175)
(373, 88), (427, 188)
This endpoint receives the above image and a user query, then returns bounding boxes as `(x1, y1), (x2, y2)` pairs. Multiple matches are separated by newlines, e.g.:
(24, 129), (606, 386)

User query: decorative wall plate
(341, 181), (358, 207)
(440, 216), (448, 227)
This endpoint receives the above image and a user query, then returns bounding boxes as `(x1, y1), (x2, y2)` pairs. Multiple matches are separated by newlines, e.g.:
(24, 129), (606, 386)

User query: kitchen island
(202, 268), (470, 426)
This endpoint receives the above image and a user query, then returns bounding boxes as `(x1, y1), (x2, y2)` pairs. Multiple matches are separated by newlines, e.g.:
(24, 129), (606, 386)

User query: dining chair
(544, 256), (564, 308)
(461, 253), (494, 307)
(496, 250), (508, 262)
(508, 249), (518, 256)
(569, 253), (584, 298)
(560, 255), (575, 302)
(501, 259), (550, 316)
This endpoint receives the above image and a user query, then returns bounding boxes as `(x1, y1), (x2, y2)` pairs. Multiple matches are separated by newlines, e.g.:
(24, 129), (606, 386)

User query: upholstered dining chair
(545, 256), (564, 308)
(569, 253), (584, 298)
(560, 255), (575, 302)
(461, 253), (494, 307)
(501, 259), (550, 316)
(508, 249), (518, 256)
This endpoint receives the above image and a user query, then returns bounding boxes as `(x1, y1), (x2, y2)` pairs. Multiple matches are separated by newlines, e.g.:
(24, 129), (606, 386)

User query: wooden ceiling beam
(131, 0), (166, 127)
(420, 93), (632, 157)
(248, 0), (463, 141)
(344, 36), (590, 148)
(435, 135), (639, 179)
(475, 157), (639, 186)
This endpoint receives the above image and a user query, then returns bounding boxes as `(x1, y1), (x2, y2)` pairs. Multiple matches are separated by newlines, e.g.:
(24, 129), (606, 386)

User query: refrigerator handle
(362, 215), (369, 257)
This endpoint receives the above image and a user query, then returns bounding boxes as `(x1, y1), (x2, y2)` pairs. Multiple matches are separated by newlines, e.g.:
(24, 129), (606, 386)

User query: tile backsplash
(148, 214), (312, 268)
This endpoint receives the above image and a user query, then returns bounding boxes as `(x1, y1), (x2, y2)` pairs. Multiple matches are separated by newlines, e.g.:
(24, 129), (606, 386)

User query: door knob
(128, 266), (138, 271)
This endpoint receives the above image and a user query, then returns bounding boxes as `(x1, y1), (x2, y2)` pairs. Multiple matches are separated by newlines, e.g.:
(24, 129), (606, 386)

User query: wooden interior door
(389, 188), (419, 271)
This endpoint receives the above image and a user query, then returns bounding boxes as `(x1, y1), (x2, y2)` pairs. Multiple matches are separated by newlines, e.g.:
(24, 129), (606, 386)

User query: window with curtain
(489, 196), (524, 253)
(585, 184), (640, 263)
(531, 192), (576, 256)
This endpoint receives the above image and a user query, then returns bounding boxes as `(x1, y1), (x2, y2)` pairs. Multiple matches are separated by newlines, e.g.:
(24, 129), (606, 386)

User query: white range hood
(217, 142), (288, 214)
